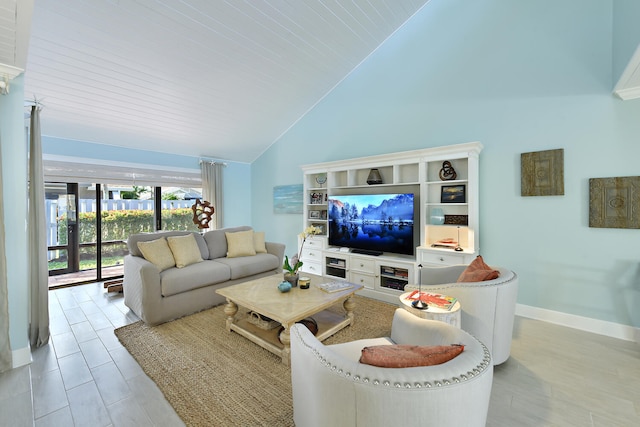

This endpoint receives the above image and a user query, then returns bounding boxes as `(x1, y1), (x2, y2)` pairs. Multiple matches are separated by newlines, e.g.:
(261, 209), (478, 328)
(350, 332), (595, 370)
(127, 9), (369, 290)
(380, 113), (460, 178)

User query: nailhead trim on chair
(293, 327), (493, 389)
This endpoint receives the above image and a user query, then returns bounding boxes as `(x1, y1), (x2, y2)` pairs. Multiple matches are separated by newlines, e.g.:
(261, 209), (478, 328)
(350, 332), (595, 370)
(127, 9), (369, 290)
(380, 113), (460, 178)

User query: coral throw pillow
(360, 344), (464, 368)
(457, 255), (500, 282)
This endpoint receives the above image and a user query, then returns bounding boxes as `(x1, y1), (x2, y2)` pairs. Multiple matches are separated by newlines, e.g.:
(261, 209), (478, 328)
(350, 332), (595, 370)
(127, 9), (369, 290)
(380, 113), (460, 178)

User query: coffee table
(216, 274), (363, 365)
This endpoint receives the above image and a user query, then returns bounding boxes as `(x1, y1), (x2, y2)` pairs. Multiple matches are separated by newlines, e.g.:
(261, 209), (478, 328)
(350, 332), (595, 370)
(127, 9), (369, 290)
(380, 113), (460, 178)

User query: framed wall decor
(441, 184), (466, 203)
(273, 184), (303, 214)
(309, 192), (324, 205)
(589, 176), (640, 229)
(444, 214), (469, 225)
(309, 210), (321, 219)
(521, 148), (564, 196)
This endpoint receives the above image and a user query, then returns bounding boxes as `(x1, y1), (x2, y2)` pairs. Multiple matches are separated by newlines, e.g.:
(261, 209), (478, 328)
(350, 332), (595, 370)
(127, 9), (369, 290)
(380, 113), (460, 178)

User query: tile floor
(0, 281), (639, 426)
(0, 282), (183, 427)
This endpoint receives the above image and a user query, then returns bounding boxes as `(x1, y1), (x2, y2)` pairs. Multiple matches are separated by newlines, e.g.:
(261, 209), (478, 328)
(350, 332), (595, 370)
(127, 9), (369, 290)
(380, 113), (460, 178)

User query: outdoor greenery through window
(46, 182), (202, 283)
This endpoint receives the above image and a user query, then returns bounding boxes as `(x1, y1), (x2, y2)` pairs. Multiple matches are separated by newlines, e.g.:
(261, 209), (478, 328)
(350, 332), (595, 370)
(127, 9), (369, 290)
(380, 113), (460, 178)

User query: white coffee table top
(216, 274), (363, 325)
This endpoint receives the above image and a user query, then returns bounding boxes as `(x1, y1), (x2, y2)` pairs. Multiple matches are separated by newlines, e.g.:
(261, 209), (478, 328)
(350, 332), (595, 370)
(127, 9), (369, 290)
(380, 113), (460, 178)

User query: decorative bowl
(278, 281), (292, 293)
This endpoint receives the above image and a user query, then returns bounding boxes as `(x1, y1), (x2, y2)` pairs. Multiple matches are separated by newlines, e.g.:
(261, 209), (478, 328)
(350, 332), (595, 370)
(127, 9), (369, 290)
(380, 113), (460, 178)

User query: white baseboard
(516, 304), (639, 343)
(12, 345), (32, 369)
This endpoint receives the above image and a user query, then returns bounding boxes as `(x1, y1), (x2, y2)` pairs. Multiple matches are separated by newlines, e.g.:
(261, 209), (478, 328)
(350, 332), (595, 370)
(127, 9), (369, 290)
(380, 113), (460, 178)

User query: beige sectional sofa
(123, 226), (285, 325)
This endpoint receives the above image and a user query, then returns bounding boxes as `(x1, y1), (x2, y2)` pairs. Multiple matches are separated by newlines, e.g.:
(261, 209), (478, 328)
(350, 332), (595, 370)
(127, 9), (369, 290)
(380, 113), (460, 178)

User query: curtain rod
(199, 158), (227, 166)
(24, 97), (45, 109)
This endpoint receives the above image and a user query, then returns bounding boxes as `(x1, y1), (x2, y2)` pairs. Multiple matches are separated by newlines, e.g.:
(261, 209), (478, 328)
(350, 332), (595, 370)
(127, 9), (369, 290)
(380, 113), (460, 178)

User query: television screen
(328, 193), (415, 256)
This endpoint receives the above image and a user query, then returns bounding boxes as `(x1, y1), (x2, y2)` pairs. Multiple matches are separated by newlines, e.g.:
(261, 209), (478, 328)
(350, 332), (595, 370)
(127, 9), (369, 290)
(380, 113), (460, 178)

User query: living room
(1, 0), (640, 425)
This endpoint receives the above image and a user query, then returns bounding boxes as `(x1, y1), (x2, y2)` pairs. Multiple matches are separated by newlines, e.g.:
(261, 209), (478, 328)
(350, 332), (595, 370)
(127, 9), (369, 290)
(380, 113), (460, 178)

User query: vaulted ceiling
(2, 0), (431, 163)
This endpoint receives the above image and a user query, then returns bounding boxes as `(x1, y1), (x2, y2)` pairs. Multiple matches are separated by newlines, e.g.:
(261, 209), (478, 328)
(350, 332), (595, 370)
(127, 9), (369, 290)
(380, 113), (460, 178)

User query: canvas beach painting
(273, 184), (303, 214)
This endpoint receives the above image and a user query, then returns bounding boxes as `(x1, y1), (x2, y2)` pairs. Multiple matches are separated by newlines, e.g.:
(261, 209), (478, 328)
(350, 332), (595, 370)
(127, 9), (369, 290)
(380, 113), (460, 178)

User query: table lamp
(411, 264), (428, 310)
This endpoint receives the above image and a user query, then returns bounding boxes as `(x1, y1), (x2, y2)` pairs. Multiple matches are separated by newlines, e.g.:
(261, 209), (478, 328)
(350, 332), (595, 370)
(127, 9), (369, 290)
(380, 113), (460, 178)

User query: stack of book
(405, 291), (457, 311)
(430, 238), (457, 250)
(318, 281), (353, 293)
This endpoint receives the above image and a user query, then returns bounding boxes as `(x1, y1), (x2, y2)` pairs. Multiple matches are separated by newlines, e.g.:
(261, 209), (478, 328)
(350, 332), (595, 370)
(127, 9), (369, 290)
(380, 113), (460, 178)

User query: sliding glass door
(99, 183), (155, 280)
(46, 182), (98, 286)
(47, 182), (202, 288)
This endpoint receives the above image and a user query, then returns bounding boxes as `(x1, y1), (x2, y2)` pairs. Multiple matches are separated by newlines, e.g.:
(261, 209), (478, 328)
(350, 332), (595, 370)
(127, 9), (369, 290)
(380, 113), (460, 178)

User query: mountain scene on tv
(328, 193), (414, 255)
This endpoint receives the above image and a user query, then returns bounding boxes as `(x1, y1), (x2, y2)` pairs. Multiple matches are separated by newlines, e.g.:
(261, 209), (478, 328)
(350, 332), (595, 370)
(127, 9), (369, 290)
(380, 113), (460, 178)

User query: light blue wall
(41, 138), (252, 227)
(252, 0), (640, 328)
(220, 161), (252, 228)
(42, 136), (199, 170)
(0, 75), (29, 356)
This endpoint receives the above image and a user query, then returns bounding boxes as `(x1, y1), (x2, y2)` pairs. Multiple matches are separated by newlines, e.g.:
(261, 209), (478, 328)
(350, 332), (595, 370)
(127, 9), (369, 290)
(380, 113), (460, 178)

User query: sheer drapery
(28, 105), (49, 348)
(201, 161), (224, 229)
(0, 133), (12, 373)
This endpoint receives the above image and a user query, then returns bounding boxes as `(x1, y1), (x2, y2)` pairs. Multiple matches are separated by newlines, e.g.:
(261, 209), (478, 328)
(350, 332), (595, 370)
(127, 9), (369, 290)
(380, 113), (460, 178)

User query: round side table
(399, 291), (461, 328)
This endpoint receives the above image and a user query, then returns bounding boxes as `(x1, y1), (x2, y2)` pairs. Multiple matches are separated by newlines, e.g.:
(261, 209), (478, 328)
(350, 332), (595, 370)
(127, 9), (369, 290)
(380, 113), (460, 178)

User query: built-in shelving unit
(304, 173), (329, 236)
(300, 142), (482, 302)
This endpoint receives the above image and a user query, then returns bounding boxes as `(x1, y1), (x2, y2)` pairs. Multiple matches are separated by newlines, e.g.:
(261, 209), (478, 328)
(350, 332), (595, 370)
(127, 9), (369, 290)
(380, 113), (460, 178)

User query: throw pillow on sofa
(457, 255), (499, 282)
(167, 234), (204, 268)
(253, 231), (267, 253)
(226, 230), (257, 258)
(137, 238), (176, 271)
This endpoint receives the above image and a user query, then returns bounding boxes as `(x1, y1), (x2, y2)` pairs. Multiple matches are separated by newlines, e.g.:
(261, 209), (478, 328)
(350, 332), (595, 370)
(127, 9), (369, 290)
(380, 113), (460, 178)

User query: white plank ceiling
(13, 0), (431, 163)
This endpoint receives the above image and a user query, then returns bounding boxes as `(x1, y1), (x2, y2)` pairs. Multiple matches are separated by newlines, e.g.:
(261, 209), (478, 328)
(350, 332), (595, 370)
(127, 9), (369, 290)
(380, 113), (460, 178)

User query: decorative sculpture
(191, 199), (214, 229)
(439, 161), (457, 181)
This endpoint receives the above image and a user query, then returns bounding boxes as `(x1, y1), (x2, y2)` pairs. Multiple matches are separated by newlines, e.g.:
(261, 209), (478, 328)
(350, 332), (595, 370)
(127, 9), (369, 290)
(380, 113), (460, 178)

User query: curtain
(28, 105), (49, 348)
(201, 162), (225, 229)
(0, 133), (12, 373)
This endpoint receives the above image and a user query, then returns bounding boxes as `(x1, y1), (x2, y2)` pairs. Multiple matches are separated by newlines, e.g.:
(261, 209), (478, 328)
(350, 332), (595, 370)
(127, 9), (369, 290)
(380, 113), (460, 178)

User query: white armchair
(407, 265), (518, 365)
(290, 308), (493, 427)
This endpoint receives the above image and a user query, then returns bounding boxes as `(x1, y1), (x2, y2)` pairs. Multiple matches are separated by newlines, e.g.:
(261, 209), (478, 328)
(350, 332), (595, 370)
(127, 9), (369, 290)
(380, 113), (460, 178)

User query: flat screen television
(328, 193), (415, 256)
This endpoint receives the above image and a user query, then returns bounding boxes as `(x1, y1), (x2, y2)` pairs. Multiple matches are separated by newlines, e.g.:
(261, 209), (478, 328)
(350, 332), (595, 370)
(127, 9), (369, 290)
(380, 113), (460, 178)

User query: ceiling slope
(19, 0), (429, 162)
(614, 44), (640, 100)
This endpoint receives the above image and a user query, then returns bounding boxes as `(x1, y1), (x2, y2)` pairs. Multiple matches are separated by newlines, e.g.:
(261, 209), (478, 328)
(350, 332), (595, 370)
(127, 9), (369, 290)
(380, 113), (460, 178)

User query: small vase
(278, 281), (292, 293)
(284, 272), (299, 287)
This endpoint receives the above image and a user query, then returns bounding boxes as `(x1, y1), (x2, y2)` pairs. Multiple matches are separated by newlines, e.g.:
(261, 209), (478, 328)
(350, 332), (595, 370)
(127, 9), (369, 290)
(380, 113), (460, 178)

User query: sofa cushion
(457, 255), (500, 282)
(167, 234), (204, 268)
(128, 231), (209, 260)
(359, 344), (465, 368)
(160, 260), (231, 297)
(203, 226), (252, 259)
(215, 253), (280, 280)
(137, 238), (176, 271)
(226, 230), (257, 258)
(253, 231), (267, 253)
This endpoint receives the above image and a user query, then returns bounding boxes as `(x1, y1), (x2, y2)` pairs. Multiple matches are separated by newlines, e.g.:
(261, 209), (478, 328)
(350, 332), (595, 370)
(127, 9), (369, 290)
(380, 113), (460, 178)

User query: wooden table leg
(344, 296), (356, 324)
(223, 299), (238, 331)
(279, 324), (291, 366)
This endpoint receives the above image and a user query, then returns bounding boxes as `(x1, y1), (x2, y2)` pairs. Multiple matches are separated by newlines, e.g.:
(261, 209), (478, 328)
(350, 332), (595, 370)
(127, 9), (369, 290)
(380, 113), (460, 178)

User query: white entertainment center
(299, 142), (482, 303)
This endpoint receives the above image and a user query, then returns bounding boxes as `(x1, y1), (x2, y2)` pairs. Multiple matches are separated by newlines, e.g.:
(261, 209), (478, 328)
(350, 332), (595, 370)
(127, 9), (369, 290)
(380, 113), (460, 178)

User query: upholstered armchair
(290, 308), (493, 427)
(406, 264), (518, 365)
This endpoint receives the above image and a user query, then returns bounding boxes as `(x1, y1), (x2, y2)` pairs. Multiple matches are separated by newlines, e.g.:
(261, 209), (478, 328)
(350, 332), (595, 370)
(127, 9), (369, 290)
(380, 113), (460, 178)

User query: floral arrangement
(283, 225), (322, 274)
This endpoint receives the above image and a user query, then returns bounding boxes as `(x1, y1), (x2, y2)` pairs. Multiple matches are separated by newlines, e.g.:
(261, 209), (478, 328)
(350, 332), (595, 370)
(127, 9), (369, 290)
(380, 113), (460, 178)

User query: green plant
(120, 185), (149, 199)
(283, 225), (322, 274)
(56, 208), (196, 247)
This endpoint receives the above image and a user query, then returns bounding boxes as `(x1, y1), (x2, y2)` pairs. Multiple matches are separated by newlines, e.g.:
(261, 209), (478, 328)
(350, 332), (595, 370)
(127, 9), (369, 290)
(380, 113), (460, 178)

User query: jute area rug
(114, 295), (396, 427)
